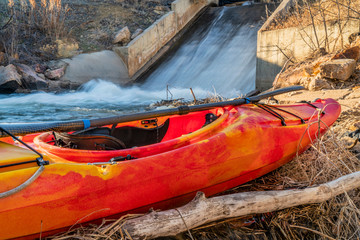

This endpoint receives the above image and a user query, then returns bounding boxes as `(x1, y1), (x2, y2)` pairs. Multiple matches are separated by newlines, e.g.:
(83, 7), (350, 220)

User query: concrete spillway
(141, 4), (273, 97)
(0, 3), (275, 123)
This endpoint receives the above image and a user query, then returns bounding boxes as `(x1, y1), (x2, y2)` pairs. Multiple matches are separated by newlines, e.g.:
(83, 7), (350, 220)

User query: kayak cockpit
(50, 109), (222, 151)
(33, 108), (228, 163)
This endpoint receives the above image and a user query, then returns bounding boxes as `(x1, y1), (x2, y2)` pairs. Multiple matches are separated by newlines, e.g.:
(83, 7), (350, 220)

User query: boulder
(47, 60), (68, 70)
(33, 63), (47, 73)
(131, 28), (143, 40)
(45, 66), (66, 80)
(0, 64), (22, 93)
(274, 64), (312, 88)
(113, 26), (131, 45)
(332, 46), (360, 61)
(308, 77), (331, 91)
(320, 59), (356, 81)
(16, 64), (48, 90)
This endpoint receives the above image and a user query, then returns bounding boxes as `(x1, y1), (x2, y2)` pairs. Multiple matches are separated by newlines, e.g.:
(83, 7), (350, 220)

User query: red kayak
(0, 98), (340, 239)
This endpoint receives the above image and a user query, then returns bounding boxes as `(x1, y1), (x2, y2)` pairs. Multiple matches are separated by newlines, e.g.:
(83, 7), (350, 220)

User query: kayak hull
(0, 99), (341, 239)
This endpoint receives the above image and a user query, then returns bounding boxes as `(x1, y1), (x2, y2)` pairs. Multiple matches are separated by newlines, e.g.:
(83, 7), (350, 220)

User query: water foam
(0, 80), (214, 122)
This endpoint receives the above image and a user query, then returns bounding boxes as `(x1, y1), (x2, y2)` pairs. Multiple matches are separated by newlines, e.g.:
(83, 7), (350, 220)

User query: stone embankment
(0, 61), (69, 93)
(271, 37), (360, 152)
(274, 38), (360, 92)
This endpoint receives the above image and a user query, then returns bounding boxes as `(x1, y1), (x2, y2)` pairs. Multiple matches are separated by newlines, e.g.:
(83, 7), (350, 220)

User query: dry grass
(267, 0), (360, 31)
(0, 0), (70, 64)
(44, 106), (360, 240)
(266, 0), (360, 52)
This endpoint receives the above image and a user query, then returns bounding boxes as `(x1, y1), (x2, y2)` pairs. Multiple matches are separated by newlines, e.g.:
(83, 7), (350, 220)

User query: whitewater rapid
(0, 80), (216, 123)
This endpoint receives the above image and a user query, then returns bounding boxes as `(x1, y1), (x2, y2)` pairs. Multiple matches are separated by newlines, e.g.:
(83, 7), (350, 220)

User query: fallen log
(121, 171), (360, 239)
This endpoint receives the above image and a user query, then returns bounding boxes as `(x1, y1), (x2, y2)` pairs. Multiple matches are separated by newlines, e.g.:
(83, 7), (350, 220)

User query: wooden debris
(122, 171), (360, 239)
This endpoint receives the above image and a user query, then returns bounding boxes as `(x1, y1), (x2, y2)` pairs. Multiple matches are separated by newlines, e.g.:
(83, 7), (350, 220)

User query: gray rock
(16, 64), (48, 90)
(0, 64), (22, 93)
(33, 63), (47, 73)
(320, 59), (356, 81)
(47, 80), (75, 92)
(37, 73), (46, 79)
(14, 89), (32, 94)
(46, 60), (68, 70)
(113, 26), (131, 45)
(45, 66), (66, 80)
(131, 28), (143, 40)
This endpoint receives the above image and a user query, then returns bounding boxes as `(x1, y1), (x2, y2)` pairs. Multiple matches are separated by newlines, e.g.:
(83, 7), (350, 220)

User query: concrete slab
(61, 50), (130, 85)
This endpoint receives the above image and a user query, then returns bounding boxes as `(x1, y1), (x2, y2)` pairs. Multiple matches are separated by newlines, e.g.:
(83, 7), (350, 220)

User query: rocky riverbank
(0, 0), (173, 93)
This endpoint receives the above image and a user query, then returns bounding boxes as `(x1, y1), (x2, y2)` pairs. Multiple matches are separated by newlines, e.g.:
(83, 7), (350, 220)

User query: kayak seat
(54, 131), (126, 150)
(53, 119), (170, 150)
(111, 119), (170, 148)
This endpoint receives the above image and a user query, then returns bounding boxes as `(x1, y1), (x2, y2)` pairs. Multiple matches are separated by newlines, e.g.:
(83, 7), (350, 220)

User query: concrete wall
(114, 0), (218, 79)
(256, 19), (360, 90)
(256, 0), (360, 91)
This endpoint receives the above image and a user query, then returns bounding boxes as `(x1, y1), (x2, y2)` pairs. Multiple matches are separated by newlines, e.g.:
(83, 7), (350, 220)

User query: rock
(274, 63), (312, 88)
(33, 63), (47, 73)
(47, 60), (68, 70)
(0, 64), (22, 93)
(14, 89), (32, 94)
(320, 59), (356, 81)
(113, 26), (131, 45)
(45, 66), (66, 80)
(308, 77), (331, 91)
(47, 80), (74, 92)
(0, 42), (4, 52)
(332, 46), (360, 61)
(16, 64), (48, 90)
(37, 73), (46, 79)
(131, 28), (143, 40)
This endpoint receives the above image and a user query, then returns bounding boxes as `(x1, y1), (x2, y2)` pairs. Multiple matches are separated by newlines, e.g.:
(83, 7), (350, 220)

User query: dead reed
(0, 0), (70, 64)
(266, 0), (360, 52)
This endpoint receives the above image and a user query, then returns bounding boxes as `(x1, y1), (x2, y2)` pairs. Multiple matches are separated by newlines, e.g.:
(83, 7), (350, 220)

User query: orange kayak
(0, 99), (340, 239)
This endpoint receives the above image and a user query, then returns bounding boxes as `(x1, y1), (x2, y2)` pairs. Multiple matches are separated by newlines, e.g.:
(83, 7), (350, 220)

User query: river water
(0, 4), (269, 123)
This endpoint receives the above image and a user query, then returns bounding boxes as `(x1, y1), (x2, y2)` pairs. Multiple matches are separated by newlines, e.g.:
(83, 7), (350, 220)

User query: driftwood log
(121, 171), (360, 239)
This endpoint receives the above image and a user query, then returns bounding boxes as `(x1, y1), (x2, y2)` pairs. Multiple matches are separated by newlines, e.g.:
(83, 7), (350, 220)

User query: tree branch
(122, 171), (360, 239)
